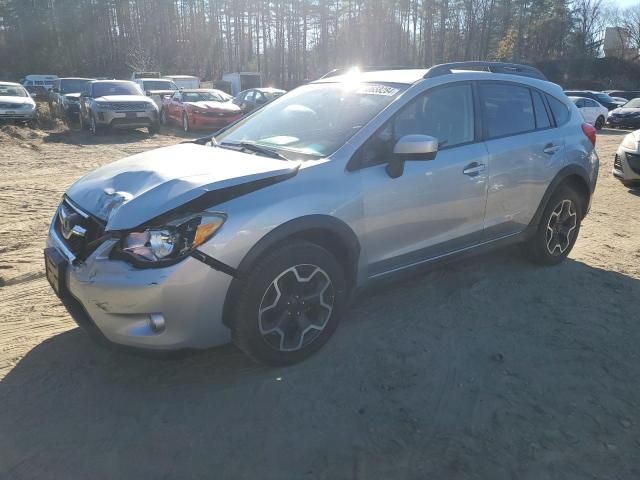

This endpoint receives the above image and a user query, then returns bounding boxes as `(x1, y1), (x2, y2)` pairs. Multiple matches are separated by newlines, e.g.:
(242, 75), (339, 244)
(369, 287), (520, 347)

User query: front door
(357, 83), (489, 277)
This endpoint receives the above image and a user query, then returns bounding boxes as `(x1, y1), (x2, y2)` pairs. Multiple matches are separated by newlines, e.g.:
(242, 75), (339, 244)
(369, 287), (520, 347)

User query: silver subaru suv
(45, 62), (599, 365)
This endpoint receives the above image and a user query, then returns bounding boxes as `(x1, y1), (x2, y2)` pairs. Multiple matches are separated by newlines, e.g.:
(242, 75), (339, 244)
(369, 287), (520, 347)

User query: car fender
(527, 164), (593, 234)
(221, 214), (361, 328)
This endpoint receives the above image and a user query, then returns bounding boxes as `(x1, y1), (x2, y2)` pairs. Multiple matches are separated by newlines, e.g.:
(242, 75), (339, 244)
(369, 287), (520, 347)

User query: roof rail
(424, 61), (547, 80)
(319, 66), (420, 79)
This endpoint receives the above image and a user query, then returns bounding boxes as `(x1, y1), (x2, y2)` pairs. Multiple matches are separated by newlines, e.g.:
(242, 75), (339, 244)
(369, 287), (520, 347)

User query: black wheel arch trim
(526, 164), (593, 236)
(221, 214), (361, 328)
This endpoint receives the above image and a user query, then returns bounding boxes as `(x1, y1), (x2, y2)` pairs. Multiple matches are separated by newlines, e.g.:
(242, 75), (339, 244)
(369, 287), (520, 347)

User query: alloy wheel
(258, 264), (335, 352)
(546, 199), (577, 255)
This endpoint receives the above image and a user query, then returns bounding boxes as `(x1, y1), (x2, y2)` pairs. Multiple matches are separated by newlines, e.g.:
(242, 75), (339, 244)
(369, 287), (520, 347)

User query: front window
(595, 93), (614, 103)
(92, 82), (143, 97)
(0, 85), (28, 97)
(623, 98), (640, 108)
(216, 82), (406, 158)
(60, 79), (91, 94)
(182, 91), (227, 102)
(142, 80), (178, 91)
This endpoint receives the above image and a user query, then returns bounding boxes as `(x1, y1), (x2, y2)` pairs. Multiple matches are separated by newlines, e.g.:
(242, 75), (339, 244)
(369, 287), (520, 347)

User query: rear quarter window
(546, 94), (571, 126)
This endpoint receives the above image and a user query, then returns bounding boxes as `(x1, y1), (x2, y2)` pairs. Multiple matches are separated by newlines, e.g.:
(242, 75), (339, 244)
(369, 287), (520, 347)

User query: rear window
(480, 83), (535, 138)
(546, 95), (570, 126)
(532, 91), (551, 129)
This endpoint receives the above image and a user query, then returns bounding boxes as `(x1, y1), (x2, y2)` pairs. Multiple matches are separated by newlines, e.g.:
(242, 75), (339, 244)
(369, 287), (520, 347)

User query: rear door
(480, 82), (564, 239)
(358, 82), (490, 276)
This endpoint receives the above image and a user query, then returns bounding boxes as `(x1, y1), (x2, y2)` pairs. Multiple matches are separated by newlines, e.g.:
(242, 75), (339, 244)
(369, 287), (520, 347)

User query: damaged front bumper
(45, 223), (234, 350)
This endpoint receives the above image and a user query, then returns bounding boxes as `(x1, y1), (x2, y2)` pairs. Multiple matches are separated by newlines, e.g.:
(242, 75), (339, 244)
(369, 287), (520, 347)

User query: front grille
(625, 152), (640, 174)
(108, 102), (147, 111)
(0, 103), (21, 109)
(54, 199), (106, 259)
(614, 154), (623, 171)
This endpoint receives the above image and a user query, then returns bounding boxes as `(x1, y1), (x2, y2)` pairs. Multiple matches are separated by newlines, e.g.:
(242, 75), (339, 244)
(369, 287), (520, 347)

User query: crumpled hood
(66, 143), (298, 231)
(186, 101), (240, 112)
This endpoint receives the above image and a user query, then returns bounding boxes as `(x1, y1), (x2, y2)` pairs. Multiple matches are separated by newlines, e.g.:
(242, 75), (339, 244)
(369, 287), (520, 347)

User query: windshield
(216, 82), (405, 158)
(0, 85), (28, 97)
(183, 91), (227, 102)
(143, 80), (177, 91)
(595, 93), (614, 103)
(92, 82), (143, 97)
(60, 79), (91, 94)
(623, 98), (640, 108)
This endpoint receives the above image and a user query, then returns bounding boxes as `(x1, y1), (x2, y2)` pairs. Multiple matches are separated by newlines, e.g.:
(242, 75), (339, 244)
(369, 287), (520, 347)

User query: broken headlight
(112, 213), (226, 267)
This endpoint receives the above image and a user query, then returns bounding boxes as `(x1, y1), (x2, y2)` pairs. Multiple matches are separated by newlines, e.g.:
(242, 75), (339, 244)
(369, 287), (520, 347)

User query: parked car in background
(131, 71), (161, 81)
(134, 78), (178, 109)
(49, 77), (94, 120)
(20, 74), (58, 91)
(233, 87), (286, 114)
(603, 90), (640, 101)
(563, 90), (624, 110)
(78, 80), (159, 135)
(613, 130), (640, 188)
(163, 75), (200, 89)
(45, 62), (598, 365)
(568, 96), (608, 130)
(0, 82), (37, 123)
(161, 88), (240, 132)
(610, 96), (629, 105)
(606, 98), (640, 129)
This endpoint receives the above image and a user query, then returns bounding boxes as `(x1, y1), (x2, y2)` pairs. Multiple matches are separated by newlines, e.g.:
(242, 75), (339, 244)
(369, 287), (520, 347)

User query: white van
(163, 75), (200, 89)
(20, 75), (59, 89)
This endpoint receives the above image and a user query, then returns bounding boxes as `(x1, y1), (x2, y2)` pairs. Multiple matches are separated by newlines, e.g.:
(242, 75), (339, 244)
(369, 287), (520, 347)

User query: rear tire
(595, 116), (605, 130)
(231, 241), (347, 366)
(522, 185), (583, 266)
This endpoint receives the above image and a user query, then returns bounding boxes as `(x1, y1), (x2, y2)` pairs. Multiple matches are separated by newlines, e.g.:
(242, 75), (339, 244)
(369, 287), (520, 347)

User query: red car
(161, 89), (242, 132)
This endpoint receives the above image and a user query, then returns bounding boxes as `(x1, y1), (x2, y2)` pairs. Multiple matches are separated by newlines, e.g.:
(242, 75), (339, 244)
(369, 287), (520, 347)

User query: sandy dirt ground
(0, 118), (639, 479)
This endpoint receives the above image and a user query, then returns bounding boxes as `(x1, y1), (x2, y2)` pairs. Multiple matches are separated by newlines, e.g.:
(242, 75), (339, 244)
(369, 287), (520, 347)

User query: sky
(612, 0), (639, 7)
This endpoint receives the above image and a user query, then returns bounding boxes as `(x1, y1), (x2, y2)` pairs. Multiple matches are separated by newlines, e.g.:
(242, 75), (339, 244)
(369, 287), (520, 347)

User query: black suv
(49, 78), (94, 120)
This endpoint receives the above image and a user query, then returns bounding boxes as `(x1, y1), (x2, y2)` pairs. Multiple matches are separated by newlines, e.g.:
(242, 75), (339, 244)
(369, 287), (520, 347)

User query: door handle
(543, 143), (561, 155)
(463, 162), (486, 177)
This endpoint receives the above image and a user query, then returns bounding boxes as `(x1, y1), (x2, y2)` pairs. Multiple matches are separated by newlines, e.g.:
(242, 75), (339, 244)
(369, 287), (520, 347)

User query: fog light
(149, 313), (165, 333)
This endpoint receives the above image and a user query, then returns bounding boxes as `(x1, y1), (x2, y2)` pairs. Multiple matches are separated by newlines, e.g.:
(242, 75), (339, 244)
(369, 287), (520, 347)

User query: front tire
(522, 185), (583, 265)
(148, 121), (160, 135)
(231, 241), (347, 366)
(182, 113), (190, 132)
(595, 115), (605, 130)
(89, 113), (101, 135)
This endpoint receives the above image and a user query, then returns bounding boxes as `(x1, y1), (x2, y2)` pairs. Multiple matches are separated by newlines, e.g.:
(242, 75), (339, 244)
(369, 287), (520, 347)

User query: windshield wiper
(220, 141), (289, 160)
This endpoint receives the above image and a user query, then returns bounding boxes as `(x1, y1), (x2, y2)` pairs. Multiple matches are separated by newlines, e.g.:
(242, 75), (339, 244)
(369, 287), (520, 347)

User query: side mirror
(386, 134), (439, 178)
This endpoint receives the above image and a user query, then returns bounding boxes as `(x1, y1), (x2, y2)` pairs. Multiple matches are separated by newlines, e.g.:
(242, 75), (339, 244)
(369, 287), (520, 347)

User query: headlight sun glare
(115, 213), (225, 266)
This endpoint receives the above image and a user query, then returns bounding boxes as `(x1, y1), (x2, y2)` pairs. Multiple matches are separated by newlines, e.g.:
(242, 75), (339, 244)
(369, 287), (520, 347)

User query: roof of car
(91, 79), (135, 83)
(254, 87), (286, 93)
(59, 77), (94, 81)
(164, 75), (198, 79)
(180, 88), (226, 93)
(564, 90), (600, 93)
(0, 81), (22, 86)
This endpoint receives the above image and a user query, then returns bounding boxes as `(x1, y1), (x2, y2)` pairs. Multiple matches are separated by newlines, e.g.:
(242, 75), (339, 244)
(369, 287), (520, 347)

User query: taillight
(582, 123), (596, 147)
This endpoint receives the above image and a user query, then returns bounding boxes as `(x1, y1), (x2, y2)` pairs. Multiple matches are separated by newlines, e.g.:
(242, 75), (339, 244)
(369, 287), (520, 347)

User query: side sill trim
(368, 231), (522, 280)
